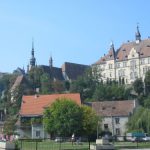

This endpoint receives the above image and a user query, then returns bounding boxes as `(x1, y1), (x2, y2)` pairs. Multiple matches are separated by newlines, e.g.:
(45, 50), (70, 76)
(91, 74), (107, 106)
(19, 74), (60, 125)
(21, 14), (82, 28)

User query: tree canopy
(127, 107), (150, 134)
(80, 105), (100, 137)
(43, 98), (82, 137)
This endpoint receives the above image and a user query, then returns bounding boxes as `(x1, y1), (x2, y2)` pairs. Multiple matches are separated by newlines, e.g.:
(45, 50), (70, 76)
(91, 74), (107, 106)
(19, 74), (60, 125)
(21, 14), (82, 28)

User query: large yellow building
(94, 26), (150, 84)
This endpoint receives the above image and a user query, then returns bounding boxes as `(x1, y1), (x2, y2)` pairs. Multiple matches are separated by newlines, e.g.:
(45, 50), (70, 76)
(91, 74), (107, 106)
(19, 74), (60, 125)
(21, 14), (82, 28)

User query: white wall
(102, 116), (128, 136)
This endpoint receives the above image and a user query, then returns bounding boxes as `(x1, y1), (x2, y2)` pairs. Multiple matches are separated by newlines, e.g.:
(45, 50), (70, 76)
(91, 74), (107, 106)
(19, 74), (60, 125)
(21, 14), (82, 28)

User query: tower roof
(135, 25), (141, 42)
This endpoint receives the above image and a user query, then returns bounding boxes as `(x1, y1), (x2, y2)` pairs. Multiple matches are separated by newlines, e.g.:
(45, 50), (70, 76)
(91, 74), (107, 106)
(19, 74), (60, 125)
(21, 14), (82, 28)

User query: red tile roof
(20, 93), (81, 116)
(92, 100), (136, 117)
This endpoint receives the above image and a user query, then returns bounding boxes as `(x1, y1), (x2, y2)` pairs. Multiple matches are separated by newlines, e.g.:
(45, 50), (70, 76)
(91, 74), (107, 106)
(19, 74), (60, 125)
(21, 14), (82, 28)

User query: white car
(142, 136), (150, 141)
(55, 137), (63, 142)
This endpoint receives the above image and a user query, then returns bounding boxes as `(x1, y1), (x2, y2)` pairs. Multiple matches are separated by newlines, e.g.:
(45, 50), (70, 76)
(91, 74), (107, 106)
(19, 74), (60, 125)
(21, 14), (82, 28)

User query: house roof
(91, 100), (136, 117)
(39, 65), (64, 81)
(116, 39), (150, 61)
(94, 38), (150, 65)
(61, 62), (89, 80)
(11, 75), (24, 91)
(20, 93), (81, 116)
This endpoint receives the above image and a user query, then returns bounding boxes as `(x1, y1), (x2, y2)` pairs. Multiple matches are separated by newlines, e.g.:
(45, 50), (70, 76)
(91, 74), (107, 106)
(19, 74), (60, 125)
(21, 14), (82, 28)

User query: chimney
(35, 88), (40, 98)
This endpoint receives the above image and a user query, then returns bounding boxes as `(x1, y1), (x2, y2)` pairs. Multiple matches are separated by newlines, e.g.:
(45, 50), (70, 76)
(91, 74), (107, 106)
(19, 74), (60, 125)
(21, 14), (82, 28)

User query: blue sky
(0, 0), (150, 73)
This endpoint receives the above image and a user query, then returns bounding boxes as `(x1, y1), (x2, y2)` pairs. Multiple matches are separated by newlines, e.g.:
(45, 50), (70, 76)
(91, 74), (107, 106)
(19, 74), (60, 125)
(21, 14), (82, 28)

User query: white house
(91, 100), (138, 140)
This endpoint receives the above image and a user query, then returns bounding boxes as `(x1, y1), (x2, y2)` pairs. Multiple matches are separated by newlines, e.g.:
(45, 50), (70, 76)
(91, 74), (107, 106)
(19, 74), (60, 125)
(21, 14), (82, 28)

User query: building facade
(91, 100), (138, 140)
(93, 26), (150, 84)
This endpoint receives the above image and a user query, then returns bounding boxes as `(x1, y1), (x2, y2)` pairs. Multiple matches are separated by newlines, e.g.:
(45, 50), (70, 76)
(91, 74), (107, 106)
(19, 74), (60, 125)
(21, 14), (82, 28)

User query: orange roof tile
(20, 93), (81, 116)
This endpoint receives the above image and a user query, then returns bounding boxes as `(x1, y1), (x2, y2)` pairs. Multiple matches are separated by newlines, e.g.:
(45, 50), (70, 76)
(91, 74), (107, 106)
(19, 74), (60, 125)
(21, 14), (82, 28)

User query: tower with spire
(135, 24), (141, 43)
(29, 39), (36, 69)
(49, 55), (53, 68)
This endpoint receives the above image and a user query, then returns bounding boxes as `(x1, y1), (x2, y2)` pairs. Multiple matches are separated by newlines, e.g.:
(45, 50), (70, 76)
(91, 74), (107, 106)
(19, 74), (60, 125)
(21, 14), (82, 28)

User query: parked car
(142, 136), (150, 142)
(131, 137), (144, 142)
(55, 137), (64, 142)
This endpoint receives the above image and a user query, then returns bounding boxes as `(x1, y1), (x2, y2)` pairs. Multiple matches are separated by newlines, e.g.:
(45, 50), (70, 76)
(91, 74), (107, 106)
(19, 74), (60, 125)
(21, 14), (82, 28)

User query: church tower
(135, 25), (141, 43)
(29, 40), (36, 69)
(49, 55), (53, 68)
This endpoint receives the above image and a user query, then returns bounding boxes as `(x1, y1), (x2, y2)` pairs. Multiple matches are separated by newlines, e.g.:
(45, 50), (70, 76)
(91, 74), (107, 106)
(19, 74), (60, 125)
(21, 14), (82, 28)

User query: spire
(135, 24), (141, 43)
(109, 41), (115, 59)
(49, 55), (53, 68)
(31, 38), (34, 57)
(30, 39), (36, 68)
(110, 41), (114, 50)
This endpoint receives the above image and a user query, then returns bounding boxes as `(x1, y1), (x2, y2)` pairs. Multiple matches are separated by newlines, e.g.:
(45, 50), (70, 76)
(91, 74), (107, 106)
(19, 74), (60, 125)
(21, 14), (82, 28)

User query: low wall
(0, 141), (15, 150)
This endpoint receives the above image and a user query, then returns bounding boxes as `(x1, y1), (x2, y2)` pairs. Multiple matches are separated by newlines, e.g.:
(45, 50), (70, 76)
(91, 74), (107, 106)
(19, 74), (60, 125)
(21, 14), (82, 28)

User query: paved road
(120, 148), (150, 150)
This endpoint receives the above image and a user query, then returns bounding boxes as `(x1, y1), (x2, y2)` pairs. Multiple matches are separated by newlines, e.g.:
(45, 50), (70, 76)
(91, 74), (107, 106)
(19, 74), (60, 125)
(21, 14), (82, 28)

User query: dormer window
(112, 106), (116, 109)
(102, 107), (106, 110)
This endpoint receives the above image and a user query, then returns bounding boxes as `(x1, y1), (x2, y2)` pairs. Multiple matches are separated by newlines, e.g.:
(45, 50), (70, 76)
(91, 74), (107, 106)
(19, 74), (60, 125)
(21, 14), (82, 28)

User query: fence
(17, 137), (89, 150)
(1, 135), (150, 150)
(108, 135), (150, 149)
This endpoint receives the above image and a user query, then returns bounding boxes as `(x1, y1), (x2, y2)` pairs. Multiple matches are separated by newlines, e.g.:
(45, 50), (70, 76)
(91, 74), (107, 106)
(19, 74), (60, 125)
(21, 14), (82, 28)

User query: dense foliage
(43, 98), (82, 136)
(43, 98), (100, 137)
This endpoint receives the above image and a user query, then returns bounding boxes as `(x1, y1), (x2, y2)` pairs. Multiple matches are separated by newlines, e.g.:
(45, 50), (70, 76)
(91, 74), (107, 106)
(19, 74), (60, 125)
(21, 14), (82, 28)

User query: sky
(0, 0), (150, 73)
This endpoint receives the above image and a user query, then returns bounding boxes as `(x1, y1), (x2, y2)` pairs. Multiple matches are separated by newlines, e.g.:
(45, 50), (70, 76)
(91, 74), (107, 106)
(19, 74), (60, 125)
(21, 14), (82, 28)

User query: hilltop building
(93, 26), (150, 84)
(27, 41), (89, 82)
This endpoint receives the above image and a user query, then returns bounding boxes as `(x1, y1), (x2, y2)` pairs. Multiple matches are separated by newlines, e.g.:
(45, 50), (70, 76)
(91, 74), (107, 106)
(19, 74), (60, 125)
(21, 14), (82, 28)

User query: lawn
(18, 140), (89, 150)
(114, 141), (150, 149)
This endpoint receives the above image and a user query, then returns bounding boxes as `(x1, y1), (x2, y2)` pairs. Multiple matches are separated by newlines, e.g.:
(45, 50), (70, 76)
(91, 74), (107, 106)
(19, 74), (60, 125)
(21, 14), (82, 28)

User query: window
(116, 63), (120, 68)
(148, 58), (150, 64)
(140, 58), (145, 65)
(103, 73), (106, 78)
(116, 128), (120, 135)
(102, 107), (106, 110)
(110, 73), (112, 77)
(109, 64), (112, 69)
(115, 118), (120, 124)
(130, 60), (136, 70)
(36, 131), (40, 137)
(104, 124), (108, 129)
(130, 72), (137, 80)
(118, 69), (125, 77)
(130, 72), (133, 79)
(123, 62), (127, 67)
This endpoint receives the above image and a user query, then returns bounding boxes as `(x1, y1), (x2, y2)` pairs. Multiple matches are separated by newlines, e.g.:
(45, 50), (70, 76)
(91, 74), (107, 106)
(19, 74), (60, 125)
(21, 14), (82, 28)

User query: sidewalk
(120, 148), (150, 150)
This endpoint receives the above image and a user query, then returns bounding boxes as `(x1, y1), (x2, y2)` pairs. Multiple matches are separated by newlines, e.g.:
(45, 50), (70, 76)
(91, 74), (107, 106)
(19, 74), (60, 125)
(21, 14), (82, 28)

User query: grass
(18, 140), (89, 150)
(114, 141), (150, 149)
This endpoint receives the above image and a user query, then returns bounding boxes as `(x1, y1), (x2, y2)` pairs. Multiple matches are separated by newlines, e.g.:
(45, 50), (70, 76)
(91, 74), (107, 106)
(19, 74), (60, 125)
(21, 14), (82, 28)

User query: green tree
(80, 105), (100, 136)
(144, 70), (150, 95)
(133, 78), (144, 96)
(93, 84), (131, 101)
(52, 80), (65, 93)
(80, 105), (100, 149)
(127, 107), (150, 134)
(28, 67), (43, 91)
(70, 67), (100, 101)
(43, 98), (82, 137)
(40, 73), (51, 94)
